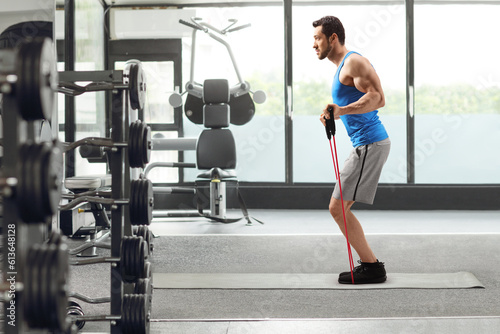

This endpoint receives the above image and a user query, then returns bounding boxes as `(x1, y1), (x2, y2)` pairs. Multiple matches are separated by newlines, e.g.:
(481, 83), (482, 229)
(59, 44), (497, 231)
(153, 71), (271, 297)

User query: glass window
(292, 4), (406, 183)
(415, 4), (500, 183)
(177, 6), (285, 182)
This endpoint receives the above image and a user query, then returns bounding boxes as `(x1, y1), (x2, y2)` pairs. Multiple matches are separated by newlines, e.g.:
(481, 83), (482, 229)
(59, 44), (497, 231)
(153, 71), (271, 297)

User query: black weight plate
(29, 144), (48, 222)
(135, 121), (146, 169)
(137, 180), (147, 226)
(23, 245), (39, 325)
(130, 237), (139, 280)
(42, 144), (63, 217)
(128, 121), (139, 168)
(143, 261), (151, 280)
(229, 93), (255, 125)
(32, 144), (47, 222)
(128, 63), (146, 111)
(138, 238), (146, 278)
(35, 246), (48, 327)
(18, 143), (43, 222)
(135, 226), (152, 256)
(17, 38), (56, 121)
(121, 294), (132, 333)
(184, 93), (204, 124)
(120, 237), (128, 280)
(122, 294), (148, 334)
(52, 244), (69, 330)
(144, 179), (153, 225)
(42, 245), (56, 327)
(34, 244), (50, 327)
(134, 278), (152, 296)
(129, 180), (139, 225)
(17, 144), (32, 221)
(142, 124), (151, 167)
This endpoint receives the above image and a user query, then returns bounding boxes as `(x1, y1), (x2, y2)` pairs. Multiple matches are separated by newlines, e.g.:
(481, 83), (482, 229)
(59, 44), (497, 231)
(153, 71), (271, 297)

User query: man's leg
(329, 197), (377, 263)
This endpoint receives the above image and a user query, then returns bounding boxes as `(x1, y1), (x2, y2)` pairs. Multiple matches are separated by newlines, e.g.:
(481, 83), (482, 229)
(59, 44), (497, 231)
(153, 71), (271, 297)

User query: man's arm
(340, 55), (385, 115)
(321, 54), (385, 124)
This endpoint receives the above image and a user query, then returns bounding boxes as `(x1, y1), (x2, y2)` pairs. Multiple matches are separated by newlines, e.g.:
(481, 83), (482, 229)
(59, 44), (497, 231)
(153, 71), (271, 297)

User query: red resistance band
(324, 108), (355, 284)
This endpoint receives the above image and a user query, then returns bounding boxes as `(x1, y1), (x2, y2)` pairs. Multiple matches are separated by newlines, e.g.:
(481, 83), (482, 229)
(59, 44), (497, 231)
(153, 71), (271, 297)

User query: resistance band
(324, 107), (355, 284)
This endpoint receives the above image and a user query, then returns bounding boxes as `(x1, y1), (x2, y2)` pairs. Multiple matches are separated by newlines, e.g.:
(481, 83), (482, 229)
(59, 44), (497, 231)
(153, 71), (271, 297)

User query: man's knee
(329, 198), (345, 222)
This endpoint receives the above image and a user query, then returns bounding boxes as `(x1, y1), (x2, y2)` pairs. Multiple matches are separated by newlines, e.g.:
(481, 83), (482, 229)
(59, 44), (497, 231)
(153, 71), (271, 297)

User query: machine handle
(179, 19), (203, 30)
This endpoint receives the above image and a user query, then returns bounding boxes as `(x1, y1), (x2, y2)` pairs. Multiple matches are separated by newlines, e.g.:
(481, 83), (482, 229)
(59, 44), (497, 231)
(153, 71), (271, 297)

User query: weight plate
(41, 144), (63, 216)
(121, 236), (143, 283)
(135, 226), (153, 256)
(24, 245), (39, 325)
(18, 143), (42, 222)
(42, 245), (57, 327)
(130, 180), (139, 224)
(122, 294), (149, 334)
(142, 124), (151, 167)
(51, 244), (69, 330)
(143, 179), (153, 226)
(135, 121), (146, 168)
(128, 62), (146, 111)
(17, 38), (57, 121)
(143, 261), (151, 280)
(128, 121), (140, 168)
(18, 142), (63, 222)
(130, 179), (153, 225)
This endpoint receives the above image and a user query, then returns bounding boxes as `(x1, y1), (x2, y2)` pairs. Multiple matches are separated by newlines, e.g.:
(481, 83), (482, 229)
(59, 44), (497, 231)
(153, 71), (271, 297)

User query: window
(414, 4), (500, 183)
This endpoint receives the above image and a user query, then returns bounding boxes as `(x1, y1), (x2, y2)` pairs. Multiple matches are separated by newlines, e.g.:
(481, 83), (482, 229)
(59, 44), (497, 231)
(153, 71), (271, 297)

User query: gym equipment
(60, 178), (154, 226)
(62, 119), (152, 169)
(23, 236), (70, 331)
(134, 225), (154, 256)
(67, 294), (150, 334)
(0, 37), (57, 121)
(171, 17), (266, 125)
(58, 61), (146, 111)
(16, 141), (63, 223)
(324, 106), (355, 284)
(70, 235), (150, 283)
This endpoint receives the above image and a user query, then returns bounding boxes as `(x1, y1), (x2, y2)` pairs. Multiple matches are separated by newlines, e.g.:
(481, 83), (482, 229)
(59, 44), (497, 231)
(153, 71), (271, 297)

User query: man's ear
(329, 34), (336, 44)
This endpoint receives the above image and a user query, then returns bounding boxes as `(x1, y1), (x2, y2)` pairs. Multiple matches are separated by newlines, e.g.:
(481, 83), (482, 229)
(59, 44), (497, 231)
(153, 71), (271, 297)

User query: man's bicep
(352, 59), (384, 94)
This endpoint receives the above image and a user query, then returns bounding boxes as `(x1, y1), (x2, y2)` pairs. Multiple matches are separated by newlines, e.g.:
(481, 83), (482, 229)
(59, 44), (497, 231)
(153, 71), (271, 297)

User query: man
(313, 16), (391, 284)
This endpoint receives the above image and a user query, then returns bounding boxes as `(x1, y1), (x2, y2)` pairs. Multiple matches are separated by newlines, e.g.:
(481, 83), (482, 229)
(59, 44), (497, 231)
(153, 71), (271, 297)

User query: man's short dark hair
(312, 16), (345, 45)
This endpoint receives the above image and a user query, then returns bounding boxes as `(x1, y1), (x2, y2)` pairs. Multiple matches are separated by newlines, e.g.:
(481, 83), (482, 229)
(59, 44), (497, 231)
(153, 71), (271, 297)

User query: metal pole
(284, 0), (293, 184)
(65, 0), (76, 178)
(110, 90), (125, 334)
(406, 0), (415, 183)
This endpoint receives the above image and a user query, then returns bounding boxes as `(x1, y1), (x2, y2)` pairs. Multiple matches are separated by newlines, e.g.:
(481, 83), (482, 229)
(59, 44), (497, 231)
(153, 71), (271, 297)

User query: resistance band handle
(324, 116), (331, 140)
(327, 106), (336, 137)
(324, 106), (336, 140)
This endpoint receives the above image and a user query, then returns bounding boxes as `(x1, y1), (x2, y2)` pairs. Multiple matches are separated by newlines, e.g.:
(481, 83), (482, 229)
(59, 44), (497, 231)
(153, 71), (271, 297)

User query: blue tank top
(331, 51), (388, 147)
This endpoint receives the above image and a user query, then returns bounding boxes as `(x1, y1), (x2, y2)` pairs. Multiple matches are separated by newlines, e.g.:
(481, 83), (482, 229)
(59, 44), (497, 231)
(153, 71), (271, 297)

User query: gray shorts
(333, 137), (391, 205)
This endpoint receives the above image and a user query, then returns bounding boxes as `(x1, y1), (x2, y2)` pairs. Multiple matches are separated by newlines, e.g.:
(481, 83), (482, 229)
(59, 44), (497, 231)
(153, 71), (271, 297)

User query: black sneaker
(338, 260), (387, 284)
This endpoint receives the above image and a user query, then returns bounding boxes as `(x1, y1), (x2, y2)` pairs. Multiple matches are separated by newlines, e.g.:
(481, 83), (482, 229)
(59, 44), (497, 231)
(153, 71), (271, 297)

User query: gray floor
(74, 209), (500, 333)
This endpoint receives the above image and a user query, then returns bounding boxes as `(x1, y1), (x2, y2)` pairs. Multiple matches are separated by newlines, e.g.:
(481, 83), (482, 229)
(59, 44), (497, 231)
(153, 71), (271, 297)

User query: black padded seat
(196, 129), (236, 171)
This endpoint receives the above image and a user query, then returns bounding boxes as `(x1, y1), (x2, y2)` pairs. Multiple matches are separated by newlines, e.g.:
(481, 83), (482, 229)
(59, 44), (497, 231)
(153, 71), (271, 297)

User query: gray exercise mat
(153, 272), (484, 290)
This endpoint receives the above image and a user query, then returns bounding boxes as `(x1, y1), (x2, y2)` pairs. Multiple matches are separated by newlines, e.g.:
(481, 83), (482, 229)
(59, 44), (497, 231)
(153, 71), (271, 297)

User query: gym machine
(163, 18), (266, 224)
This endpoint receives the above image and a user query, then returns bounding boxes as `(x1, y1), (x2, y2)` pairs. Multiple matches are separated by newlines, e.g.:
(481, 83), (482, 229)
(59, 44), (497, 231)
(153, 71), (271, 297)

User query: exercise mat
(153, 271), (484, 290)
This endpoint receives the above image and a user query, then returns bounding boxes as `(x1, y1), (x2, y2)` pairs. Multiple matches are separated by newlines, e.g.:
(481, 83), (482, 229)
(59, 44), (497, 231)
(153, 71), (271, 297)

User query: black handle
(179, 19), (203, 30)
(327, 107), (336, 137)
(324, 106), (336, 140)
